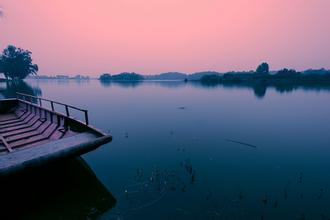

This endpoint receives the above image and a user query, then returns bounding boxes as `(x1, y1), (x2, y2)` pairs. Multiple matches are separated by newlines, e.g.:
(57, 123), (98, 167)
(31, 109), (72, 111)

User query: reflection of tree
(100, 80), (190, 89)
(273, 82), (297, 93)
(99, 80), (143, 88)
(151, 81), (187, 88)
(252, 83), (267, 98)
(0, 157), (116, 219)
(99, 79), (112, 87)
(0, 80), (42, 99)
(193, 80), (330, 98)
(197, 81), (221, 88)
(256, 62), (269, 75)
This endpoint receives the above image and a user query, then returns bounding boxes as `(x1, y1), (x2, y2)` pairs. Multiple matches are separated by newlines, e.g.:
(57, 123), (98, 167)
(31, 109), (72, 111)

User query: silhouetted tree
(99, 73), (112, 81)
(111, 72), (144, 81)
(256, 62), (269, 75)
(0, 45), (38, 80)
(275, 68), (300, 78)
(303, 68), (329, 75)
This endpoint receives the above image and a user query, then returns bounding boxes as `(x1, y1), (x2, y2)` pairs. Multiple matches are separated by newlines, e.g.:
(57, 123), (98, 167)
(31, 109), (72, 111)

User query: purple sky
(0, 0), (330, 76)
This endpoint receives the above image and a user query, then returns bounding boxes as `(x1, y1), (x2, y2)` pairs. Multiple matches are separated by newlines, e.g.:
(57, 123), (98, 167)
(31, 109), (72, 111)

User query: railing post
(16, 93), (90, 126)
(84, 110), (89, 125)
(65, 105), (70, 117)
(51, 101), (54, 111)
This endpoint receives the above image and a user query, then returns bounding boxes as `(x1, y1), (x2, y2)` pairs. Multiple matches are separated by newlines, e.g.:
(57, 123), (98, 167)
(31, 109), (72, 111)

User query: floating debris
(261, 195), (268, 205)
(284, 183), (290, 200)
(134, 168), (144, 181)
(184, 159), (193, 175)
(239, 191), (244, 201)
(106, 159), (200, 219)
(225, 139), (258, 148)
(284, 189), (288, 200)
(298, 172), (303, 184)
(181, 185), (186, 192)
(318, 188), (325, 199)
(191, 170), (196, 184)
(206, 190), (213, 201)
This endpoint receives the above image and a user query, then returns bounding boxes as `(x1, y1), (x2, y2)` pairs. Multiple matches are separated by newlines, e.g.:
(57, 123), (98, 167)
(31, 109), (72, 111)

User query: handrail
(16, 92), (89, 125)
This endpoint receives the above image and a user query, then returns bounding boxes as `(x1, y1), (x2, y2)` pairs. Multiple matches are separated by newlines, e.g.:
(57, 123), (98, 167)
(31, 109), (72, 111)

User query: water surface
(1, 79), (330, 220)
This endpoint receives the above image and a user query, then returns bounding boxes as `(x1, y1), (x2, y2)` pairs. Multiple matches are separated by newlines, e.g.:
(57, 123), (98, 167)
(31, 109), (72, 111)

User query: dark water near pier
(1, 79), (330, 220)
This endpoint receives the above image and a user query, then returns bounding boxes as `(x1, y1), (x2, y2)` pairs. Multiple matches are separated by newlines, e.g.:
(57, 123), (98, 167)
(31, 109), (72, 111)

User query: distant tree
(303, 68), (330, 75)
(99, 73), (112, 81)
(0, 45), (38, 80)
(276, 68), (300, 78)
(111, 72), (144, 81)
(256, 62), (269, 75)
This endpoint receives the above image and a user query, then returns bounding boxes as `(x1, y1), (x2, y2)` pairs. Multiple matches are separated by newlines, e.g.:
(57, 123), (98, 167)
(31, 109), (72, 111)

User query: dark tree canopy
(0, 45), (38, 80)
(99, 73), (112, 81)
(256, 62), (269, 75)
(277, 68), (297, 75)
(99, 72), (144, 81)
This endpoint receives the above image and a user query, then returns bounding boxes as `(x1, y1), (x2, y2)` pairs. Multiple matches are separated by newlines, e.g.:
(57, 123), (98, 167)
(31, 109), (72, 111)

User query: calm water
(1, 79), (330, 220)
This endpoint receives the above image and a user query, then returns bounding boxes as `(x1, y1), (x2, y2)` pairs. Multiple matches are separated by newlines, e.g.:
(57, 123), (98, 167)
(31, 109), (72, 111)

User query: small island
(99, 72), (143, 81)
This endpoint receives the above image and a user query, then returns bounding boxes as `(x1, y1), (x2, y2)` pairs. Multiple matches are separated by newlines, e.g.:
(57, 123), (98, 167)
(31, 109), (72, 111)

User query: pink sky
(0, 0), (329, 76)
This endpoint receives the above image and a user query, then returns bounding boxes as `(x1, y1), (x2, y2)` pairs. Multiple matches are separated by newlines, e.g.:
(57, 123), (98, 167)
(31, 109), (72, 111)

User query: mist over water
(1, 79), (330, 219)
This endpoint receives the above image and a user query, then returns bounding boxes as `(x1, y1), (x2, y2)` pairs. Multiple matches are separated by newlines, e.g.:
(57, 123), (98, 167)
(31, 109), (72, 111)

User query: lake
(1, 79), (330, 220)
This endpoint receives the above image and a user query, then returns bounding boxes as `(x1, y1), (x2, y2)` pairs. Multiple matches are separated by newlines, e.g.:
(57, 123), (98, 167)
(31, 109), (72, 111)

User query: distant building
(56, 75), (69, 79)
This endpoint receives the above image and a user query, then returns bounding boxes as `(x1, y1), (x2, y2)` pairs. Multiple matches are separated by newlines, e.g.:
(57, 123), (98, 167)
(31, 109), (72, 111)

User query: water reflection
(2, 78), (329, 219)
(193, 81), (330, 98)
(100, 80), (190, 89)
(100, 80), (143, 88)
(0, 80), (42, 99)
(98, 79), (330, 98)
(0, 157), (116, 220)
(6, 79), (327, 100)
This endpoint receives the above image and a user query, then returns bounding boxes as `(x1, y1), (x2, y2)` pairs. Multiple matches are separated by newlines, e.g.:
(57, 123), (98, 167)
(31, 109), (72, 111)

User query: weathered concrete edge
(0, 134), (112, 176)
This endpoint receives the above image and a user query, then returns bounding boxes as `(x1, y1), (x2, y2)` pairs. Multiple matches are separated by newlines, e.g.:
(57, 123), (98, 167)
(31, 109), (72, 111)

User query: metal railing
(16, 92), (89, 125)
